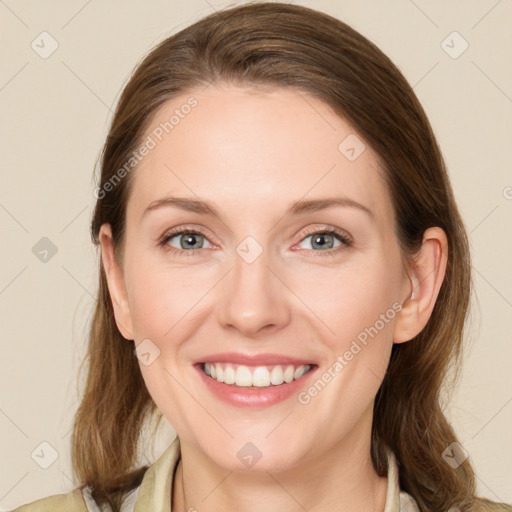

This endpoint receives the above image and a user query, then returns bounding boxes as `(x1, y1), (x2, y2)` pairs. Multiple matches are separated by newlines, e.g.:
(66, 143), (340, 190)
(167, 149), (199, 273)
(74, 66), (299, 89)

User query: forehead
(127, 83), (393, 227)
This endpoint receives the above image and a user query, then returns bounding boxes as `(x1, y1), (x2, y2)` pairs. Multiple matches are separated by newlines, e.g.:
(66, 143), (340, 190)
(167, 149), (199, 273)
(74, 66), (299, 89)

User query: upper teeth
(204, 363), (311, 387)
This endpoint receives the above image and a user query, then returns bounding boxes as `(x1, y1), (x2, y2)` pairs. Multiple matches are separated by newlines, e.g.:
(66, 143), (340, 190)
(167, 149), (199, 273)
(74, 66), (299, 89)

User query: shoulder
(9, 487), (88, 512)
(8, 437), (181, 512)
(398, 492), (511, 512)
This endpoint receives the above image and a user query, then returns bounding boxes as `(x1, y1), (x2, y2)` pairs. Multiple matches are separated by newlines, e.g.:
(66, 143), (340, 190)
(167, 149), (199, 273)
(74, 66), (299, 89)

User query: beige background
(1, 0), (511, 509)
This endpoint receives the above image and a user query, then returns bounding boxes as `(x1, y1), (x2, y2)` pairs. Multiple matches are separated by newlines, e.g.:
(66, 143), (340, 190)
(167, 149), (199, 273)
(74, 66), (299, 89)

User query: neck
(172, 420), (388, 512)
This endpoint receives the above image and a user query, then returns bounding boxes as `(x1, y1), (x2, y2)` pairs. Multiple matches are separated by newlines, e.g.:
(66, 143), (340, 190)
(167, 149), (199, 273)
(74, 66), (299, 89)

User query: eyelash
(158, 225), (353, 258)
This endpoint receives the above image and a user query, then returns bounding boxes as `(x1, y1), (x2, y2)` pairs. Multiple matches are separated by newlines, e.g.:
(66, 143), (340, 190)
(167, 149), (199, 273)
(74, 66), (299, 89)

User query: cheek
(125, 257), (208, 430)
(125, 253), (215, 341)
(292, 258), (401, 431)
(291, 253), (401, 353)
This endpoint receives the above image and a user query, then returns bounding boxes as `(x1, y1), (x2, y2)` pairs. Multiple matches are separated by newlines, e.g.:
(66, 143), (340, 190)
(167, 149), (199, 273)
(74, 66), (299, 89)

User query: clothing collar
(132, 437), (416, 512)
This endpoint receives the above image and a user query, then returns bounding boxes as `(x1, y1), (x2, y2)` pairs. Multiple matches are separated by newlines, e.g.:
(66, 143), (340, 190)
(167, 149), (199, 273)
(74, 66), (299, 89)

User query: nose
(216, 245), (292, 338)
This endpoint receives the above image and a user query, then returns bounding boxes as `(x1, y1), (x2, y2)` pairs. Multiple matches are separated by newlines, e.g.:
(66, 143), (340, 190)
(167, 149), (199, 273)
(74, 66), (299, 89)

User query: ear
(99, 223), (134, 340)
(393, 227), (448, 344)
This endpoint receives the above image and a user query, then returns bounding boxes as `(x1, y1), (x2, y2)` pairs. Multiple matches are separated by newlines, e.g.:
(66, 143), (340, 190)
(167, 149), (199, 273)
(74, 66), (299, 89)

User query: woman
(12, 2), (511, 511)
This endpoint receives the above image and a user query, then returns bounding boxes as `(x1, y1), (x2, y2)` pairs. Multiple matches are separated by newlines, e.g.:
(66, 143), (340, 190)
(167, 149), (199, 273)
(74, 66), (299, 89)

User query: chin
(198, 435), (305, 473)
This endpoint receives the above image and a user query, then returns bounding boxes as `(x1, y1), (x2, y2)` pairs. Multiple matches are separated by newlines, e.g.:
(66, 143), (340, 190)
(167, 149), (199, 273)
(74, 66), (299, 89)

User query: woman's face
(101, 83), (413, 472)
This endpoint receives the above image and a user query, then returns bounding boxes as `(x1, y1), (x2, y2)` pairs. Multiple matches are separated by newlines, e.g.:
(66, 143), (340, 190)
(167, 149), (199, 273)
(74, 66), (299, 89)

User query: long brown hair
(72, 3), (509, 511)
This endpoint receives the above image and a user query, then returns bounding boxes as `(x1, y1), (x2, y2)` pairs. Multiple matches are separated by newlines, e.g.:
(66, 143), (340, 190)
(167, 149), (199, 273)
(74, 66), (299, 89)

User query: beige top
(12, 436), (418, 511)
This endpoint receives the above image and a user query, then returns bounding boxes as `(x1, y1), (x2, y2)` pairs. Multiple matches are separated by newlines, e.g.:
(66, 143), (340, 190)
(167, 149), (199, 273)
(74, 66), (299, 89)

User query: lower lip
(195, 364), (317, 408)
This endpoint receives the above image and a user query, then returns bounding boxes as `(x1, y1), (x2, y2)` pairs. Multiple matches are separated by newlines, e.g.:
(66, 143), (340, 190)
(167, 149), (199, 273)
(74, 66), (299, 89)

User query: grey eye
(167, 232), (212, 250)
(298, 232), (342, 251)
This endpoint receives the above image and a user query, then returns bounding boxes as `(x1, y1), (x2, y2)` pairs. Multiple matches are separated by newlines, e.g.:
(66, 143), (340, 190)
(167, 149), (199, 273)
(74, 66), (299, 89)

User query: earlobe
(393, 227), (448, 344)
(99, 224), (134, 340)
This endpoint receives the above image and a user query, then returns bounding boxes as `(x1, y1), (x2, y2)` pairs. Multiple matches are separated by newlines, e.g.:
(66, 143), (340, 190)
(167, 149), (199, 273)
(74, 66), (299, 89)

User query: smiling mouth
(200, 362), (315, 388)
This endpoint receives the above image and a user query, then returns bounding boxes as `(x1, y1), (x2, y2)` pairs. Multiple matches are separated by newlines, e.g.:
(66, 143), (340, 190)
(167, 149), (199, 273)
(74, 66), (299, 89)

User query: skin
(100, 83), (448, 511)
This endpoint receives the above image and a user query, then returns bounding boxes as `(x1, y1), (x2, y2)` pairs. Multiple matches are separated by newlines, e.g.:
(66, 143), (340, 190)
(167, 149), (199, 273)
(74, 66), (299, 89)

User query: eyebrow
(142, 196), (375, 223)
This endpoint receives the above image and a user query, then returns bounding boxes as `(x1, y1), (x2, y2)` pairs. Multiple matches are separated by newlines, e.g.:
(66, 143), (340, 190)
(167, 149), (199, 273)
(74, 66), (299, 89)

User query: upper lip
(193, 352), (316, 366)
